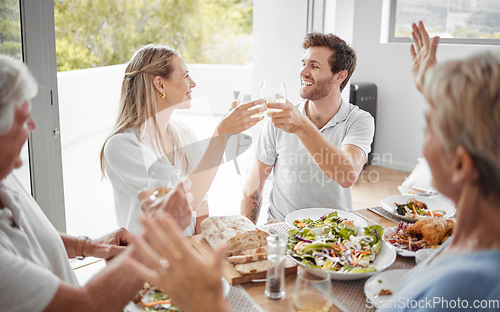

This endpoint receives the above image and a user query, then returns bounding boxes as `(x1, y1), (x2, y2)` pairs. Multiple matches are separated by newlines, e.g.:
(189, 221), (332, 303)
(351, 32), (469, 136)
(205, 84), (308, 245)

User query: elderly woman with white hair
(0, 54), (220, 311)
(376, 22), (500, 311)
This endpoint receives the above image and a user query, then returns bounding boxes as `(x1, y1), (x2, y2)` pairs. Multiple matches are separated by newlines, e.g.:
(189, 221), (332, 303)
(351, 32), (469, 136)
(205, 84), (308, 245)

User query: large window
(389, 0), (500, 45)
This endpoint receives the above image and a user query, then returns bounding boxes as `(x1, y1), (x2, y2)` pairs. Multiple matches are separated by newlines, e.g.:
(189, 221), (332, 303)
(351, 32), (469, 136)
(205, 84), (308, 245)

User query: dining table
(72, 207), (417, 312)
(222, 207), (417, 312)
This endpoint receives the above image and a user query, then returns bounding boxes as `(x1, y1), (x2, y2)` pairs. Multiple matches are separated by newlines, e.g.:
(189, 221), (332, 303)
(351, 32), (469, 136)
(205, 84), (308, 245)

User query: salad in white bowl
(286, 212), (394, 280)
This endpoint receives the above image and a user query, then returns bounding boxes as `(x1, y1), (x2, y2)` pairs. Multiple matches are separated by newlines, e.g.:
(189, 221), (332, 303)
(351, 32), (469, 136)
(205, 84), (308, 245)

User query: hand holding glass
(293, 269), (333, 312)
(261, 81), (286, 115)
(147, 165), (182, 201)
(237, 87), (264, 117)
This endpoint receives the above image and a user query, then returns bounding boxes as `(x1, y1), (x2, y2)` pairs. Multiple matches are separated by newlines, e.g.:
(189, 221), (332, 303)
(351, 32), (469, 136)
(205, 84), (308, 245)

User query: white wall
(252, 0), (356, 131)
(349, 0), (500, 171)
(189, 64), (253, 116)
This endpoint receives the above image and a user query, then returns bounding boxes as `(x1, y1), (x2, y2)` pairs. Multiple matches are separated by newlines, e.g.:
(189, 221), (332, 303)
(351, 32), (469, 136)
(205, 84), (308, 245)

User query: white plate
(125, 278), (230, 311)
(289, 241), (397, 281)
(286, 208), (395, 281)
(364, 269), (409, 307)
(397, 185), (438, 197)
(415, 248), (437, 265)
(380, 195), (456, 222)
(383, 227), (416, 257)
(285, 208), (368, 231)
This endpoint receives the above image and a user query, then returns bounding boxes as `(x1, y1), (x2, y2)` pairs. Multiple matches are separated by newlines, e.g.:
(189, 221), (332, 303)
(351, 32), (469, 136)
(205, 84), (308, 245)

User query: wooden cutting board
(188, 234), (297, 285)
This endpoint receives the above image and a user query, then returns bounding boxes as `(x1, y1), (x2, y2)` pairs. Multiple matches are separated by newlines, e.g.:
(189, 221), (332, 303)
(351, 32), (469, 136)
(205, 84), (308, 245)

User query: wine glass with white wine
(147, 161), (182, 201)
(293, 269), (333, 312)
(261, 81), (286, 116)
(146, 163), (196, 234)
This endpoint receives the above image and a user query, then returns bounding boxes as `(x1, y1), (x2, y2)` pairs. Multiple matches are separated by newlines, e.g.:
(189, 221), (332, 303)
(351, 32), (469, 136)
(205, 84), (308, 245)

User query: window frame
(388, 0), (500, 46)
(21, 0), (66, 232)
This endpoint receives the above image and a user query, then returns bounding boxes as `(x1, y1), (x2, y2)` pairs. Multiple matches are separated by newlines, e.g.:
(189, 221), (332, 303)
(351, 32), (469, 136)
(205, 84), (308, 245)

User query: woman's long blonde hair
(100, 44), (193, 177)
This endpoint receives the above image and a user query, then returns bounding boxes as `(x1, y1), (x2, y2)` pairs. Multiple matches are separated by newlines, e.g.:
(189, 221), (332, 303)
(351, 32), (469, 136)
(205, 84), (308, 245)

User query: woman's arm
(187, 100), (266, 211)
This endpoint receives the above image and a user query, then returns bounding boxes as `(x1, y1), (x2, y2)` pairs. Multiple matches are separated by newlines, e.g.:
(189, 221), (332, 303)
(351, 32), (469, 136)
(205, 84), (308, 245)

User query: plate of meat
(383, 218), (455, 257)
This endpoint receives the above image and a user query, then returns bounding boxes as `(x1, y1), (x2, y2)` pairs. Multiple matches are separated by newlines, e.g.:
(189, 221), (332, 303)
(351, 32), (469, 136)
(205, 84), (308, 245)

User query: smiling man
(241, 33), (375, 223)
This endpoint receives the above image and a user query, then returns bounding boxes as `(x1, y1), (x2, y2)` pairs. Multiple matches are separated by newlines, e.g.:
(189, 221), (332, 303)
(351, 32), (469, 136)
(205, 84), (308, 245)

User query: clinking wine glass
(261, 81), (286, 116)
(236, 87), (264, 117)
(146, 163), (196, 235)
(147, 161), (182, 201)
(292, 269), (333, 312)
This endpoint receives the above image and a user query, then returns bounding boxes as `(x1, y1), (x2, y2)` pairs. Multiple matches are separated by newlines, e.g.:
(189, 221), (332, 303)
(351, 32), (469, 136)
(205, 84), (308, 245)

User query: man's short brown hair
(302, 33), (356, 91)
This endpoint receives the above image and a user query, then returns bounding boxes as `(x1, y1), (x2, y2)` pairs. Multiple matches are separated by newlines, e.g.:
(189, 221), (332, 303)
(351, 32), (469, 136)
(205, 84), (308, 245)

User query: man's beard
(300, 76), (334, 101)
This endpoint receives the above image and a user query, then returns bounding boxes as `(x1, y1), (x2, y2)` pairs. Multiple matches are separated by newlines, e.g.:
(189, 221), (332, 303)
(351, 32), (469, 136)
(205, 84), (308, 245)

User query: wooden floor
(351, 165), (410, 210)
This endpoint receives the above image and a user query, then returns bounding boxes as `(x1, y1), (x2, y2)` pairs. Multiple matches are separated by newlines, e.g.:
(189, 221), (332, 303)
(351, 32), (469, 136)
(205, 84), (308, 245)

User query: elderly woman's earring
(161, 93), (166, 99)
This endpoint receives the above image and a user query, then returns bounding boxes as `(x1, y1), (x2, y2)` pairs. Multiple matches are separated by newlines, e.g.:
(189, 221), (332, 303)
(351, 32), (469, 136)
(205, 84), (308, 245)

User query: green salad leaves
(287, 213), (384, 274)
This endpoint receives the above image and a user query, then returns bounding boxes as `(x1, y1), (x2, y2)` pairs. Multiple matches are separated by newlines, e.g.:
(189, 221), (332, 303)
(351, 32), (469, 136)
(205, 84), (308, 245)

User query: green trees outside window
(0, 0), (22, 60)
(54, 0), (253, 71)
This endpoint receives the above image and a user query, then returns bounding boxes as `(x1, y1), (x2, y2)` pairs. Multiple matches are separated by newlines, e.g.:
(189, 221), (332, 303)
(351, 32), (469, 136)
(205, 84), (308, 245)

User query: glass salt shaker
(265, 234), (287, 299)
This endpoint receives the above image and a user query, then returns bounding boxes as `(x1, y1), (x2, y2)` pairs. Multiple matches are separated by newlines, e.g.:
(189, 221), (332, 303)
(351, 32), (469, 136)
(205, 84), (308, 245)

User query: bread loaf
(200, 215), (269, 257)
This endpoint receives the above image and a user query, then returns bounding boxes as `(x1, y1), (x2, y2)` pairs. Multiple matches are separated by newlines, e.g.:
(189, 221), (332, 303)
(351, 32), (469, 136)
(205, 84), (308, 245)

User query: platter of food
(380, 195), (455, 222)
(364, 269), (410, 308)
(285, 208), (368, 230)
(286, 210), (396, 281)
(383, 218), (455, 257)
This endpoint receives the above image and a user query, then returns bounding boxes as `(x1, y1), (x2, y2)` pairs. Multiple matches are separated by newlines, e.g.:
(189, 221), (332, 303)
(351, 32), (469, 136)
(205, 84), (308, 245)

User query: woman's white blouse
(103, 122), (204, 234)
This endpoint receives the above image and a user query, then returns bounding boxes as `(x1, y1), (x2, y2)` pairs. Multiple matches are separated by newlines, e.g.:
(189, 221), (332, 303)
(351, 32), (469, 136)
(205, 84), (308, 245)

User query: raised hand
(217, 99), (266, 136)
(410, 21), (440, 93)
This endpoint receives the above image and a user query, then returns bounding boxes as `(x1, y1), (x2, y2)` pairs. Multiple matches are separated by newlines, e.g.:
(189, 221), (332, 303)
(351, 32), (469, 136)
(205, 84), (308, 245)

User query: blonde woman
(101, 44), (265, 235)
